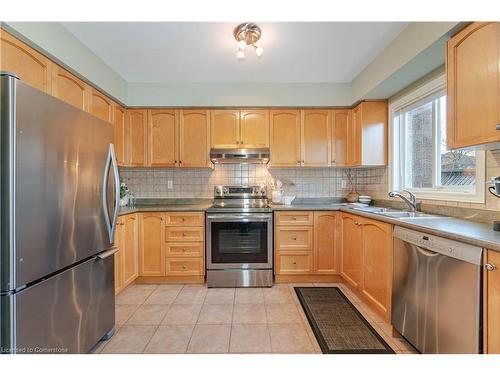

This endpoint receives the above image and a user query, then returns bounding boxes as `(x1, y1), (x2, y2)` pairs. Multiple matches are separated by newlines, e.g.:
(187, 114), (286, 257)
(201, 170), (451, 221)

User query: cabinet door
(301, 110), (331, 167)
(361, 218), (392, 319)
(447, 22), (500, 148)
(359, 101), (387, 166)
(51, 65), (89, 110)
(114, 217), (125, 295)
(179, 110), (211, 168)
(139, 213), (165, 277)
(123, 214), (138, 287)
(340, 214), (362, 288)
(314, 212), (338, 274)
(332, 109), (350, 166)
(114, 105), (127, 166)
(0, 30), (52, 93)
(127, 109), (147, 167)
(276, 251), (313, 275)
(240, 110), (269, 148)
(89, 88), (114, 123)
(269, 110), (301, 167)
(485, 250), (500, 354)
(210, 110), (240, 148)
(348, 105), (362, 166)
(148, 109), (178, 167)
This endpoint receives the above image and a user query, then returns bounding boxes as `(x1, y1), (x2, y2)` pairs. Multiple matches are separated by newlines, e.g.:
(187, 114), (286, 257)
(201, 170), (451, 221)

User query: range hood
(210, 148), (270, 164)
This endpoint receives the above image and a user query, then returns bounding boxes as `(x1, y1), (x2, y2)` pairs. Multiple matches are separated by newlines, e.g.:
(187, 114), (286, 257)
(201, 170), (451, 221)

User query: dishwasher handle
(417, 247), (439, 257)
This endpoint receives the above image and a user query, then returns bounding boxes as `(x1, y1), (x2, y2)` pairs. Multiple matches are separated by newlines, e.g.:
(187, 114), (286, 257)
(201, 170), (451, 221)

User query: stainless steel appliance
(0, 73), (119, 354)
(206, 185), (273, 287)
(210, 148), (270, 164)
(392, 226), (483, 354)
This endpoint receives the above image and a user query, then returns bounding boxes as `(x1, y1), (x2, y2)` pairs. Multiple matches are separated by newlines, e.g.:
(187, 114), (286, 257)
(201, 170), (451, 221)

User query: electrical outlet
(167, 180), (173, 189)
(341, 180), (347, 189)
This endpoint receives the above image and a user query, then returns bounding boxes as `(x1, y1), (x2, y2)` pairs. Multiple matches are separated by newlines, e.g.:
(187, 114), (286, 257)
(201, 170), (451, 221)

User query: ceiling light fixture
(233, 22), (263, 60)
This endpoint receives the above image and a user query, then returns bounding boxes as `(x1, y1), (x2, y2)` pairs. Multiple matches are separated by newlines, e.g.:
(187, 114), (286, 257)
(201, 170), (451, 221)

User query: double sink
(349, 206), (441, 220)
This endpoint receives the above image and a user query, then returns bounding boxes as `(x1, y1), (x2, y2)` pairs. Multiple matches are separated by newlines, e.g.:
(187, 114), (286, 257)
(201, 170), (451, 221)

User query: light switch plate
(167, 180), (173, 189)
(341, 180), (347, 189)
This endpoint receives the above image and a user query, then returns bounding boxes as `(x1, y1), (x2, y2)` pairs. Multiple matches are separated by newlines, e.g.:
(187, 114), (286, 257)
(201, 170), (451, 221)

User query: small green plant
(120, 181), (129, 199)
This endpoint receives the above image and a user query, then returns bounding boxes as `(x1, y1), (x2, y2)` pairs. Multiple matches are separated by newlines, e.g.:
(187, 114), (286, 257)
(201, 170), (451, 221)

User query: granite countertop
(119, 197), (500, 252)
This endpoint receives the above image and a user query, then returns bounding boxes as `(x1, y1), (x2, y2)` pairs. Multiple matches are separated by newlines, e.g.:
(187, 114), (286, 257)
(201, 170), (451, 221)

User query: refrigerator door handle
(96, 247), (118, 260)
(109, 143), (120, 243)
(102, 145), (112, 242)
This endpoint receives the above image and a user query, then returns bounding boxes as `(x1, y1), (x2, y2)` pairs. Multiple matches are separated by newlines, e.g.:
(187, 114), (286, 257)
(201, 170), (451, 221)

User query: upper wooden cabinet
(447, 22), (500, 149)
(0, 29), (52, 93)
(269, 109), (301, 167)
(127, 109), (148, 167)
(89, 88), (114, 123)
(51, 65), (89, 110)
(179, 110), (211, 168)
(349, 101), (388, 166)
(210, 109), (269, 149)
(332, 109), (351, 166)
(301, 110), (331, 167)
(485, 249), (500, 354)
(148, 109), (178, 167)
(114, 105), (127, 166)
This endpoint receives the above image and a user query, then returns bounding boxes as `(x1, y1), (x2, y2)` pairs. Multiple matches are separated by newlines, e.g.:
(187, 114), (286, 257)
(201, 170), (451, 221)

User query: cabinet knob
(182, 265), (187, 270)
(292, 217), (297, 220)
(496, 124), (500, 130)
(182, 217), (186, 221)
(182, 248), (186, 252)
(174, 160), (177, 163)
(292, 261), (297, 265)
(292, 237), (297, 241)
(485, 263), (497, 271)
(182, 232), (186, 236)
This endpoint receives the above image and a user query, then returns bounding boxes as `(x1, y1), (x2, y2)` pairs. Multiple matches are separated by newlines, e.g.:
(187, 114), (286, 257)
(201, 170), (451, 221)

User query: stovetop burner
(207, 185), (271, 213)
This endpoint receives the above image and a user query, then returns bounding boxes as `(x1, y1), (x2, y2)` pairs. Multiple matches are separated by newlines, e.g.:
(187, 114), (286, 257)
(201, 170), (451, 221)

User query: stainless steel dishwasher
(392, 226), (483, 354)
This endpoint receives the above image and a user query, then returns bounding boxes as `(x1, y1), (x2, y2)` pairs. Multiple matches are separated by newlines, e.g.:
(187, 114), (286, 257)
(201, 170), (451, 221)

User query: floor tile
(204, 288), (235, 304)
(265, 303), (302, 324)
(116, 286), (156, 305)
(126, 304), (171, 325)
(269, 323), (315, 353)
(144, 325), (194, 354)
(161, 304), (202, 325)
(174, 286), (207, 304)
(115, 304), (140, 325)
(234, 288), (265, 304)
(263, 285), (293, 304)
(197, 304), (233, 324)
(144, 285), (182, 305)
(230, 324), (271, 353)
(232, 304), (267, 324)
(101, 325), (157, 354)
(187, 324), (231, 354)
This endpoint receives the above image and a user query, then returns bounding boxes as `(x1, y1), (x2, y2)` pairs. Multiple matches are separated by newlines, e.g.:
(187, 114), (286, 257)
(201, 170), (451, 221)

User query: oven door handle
(206, 214), (272, 221)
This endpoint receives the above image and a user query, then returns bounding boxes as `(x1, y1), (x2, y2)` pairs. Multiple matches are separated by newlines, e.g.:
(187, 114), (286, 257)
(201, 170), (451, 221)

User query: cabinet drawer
(166, 242), (204, 257)
(275, 226), (313, 250)
(165, 212), (204, 226)
(275, 211), (314, 226)
(166, 257), (204, 276)
(165, 227), (204, 242)
(276, 252), (313, 275)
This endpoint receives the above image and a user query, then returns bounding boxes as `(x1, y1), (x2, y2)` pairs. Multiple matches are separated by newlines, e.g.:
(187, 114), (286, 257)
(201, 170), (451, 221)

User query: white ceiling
(61, 22), (408, 83)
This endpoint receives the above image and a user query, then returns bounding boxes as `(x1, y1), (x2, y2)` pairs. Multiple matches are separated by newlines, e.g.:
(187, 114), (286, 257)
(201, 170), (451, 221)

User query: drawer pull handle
(292, 217), (297, 220)
(496, 124), (500, 131)
(182, 248), (186, 252)
(182, 218), (186, 221)
(292, 261), (297, 265)
(182, 265), (187, 270)
(182, 233), (186, 236)
(292, 237), (297, 241)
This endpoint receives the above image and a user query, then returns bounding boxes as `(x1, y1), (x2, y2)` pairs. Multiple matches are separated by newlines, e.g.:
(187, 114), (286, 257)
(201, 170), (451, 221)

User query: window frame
(389, 74), (485, 203)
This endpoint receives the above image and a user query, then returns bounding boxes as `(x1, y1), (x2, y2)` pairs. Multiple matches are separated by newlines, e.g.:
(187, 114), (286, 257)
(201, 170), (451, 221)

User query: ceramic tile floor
(91, 282), (418, 354)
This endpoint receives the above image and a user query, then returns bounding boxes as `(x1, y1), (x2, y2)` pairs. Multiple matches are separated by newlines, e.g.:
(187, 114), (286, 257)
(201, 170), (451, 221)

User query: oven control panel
(214, 185), (267, 198)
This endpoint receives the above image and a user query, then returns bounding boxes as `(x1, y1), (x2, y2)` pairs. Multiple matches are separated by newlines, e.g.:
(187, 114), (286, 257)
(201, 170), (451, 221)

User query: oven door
(206, 213), (273, 270)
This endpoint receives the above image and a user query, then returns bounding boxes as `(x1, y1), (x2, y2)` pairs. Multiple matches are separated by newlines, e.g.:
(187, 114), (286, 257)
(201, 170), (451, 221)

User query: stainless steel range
(206, 185), (273, 287)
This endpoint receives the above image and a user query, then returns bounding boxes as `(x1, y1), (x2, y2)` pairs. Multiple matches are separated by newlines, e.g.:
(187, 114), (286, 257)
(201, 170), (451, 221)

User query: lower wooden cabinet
(314, 211), (338, 274)
(114, 216), (125, 295)
(340, 214), (363, 287)
(139, 213), (165, 277)
(114, 213), (139, 294)
(485, 249), (500, 354)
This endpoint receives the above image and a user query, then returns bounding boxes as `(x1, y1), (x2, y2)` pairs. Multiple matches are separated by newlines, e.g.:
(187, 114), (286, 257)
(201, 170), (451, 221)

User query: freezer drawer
(1, 254), (115, 354)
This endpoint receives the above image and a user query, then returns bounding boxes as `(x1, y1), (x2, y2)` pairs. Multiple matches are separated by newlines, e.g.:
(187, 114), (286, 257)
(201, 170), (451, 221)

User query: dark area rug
(294, 287), (395, 354)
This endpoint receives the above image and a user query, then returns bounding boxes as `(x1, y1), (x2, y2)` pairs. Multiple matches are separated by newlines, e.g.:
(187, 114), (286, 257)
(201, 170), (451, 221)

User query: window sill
(405, 190), (485, 204)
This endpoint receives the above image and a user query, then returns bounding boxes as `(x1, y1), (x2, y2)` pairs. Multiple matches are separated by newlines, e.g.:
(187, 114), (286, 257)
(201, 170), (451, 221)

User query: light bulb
(255, 46), (264, 57)
(237, 49), (245, 60)
(238, 40), (247, 49)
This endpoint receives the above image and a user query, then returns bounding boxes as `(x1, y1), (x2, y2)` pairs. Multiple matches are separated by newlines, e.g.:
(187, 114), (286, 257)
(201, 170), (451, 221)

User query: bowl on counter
(358, 195), (372, 204)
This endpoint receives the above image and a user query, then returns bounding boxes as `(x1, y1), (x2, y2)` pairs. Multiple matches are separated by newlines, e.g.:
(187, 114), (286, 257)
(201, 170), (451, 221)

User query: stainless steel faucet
(388, 190), (420, 212)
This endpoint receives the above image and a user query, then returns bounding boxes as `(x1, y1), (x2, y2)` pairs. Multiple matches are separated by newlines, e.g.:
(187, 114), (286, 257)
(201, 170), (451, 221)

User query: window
(390, 74), (485, 202)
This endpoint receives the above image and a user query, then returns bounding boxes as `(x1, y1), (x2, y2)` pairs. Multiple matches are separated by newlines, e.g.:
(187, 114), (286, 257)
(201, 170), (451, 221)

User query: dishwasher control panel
(393, 226), (483, 265)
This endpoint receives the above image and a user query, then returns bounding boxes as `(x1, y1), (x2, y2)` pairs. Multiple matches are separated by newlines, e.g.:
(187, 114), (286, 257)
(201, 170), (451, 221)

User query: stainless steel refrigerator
(0, 72), (120, 354)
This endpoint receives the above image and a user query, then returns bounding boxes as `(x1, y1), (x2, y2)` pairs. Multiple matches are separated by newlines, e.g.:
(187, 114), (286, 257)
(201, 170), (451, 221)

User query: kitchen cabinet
(0, 29), (52, 93)
(340, 213), (363, 287)
(269, 109), (301, 167)
(51, 65), (89, 110)
(485, 249), (500, 354)
(114, 105), (127, 166)
(122, 214), (139, 287)
(148, 109), (178, 167)
(179, 109), (211, 168)
(332, 109), (351, 166)
(348, 101), (388, 166)
(127, 109), (148, 167)
(210, 109), (269, 149)
(301, 110), (331, 167)
(314, 211), (338, 274)
(114, 216), (125, 295)
(89, 88), (114, 123)
(139, 213), (165, 277)
(447, 22), (500, 149)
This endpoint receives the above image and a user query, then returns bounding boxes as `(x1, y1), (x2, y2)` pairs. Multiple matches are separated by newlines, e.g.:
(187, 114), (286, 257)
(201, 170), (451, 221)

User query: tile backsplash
(119, 164), (388, 199)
